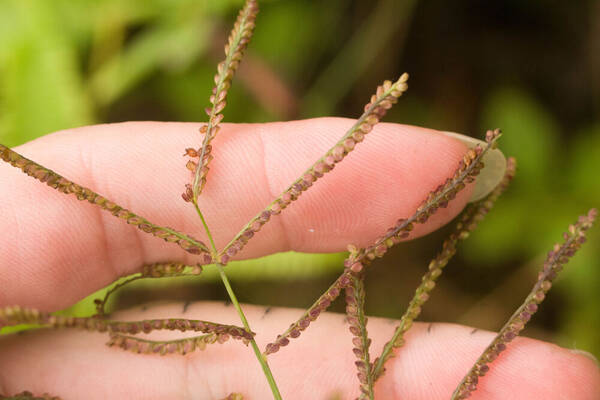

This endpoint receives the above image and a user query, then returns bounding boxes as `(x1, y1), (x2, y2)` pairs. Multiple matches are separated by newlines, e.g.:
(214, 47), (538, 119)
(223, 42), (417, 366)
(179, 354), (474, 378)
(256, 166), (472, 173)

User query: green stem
(191, 184), (281, 398)
(217, 265), (283, 400)
(193, 200), (218, 254)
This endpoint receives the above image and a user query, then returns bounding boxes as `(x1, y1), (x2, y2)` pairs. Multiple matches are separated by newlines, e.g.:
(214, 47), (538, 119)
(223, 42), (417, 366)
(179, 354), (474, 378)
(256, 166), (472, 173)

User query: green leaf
(0, 1), (94, 146)
(557, 227), (600, 358)
(481, 87), (559, 190)
(90, 12), (212, 107)
(567, 125), (600, 199)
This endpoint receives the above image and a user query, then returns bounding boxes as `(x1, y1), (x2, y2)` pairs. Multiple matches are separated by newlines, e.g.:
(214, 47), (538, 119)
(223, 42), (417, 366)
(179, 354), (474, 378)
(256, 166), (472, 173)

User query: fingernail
(439, 131), (507, 202)
(569, 348), (600, 368)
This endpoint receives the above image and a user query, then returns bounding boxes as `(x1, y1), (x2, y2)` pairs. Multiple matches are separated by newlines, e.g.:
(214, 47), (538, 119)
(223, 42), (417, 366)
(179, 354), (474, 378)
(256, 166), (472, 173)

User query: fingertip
(471, 338), (600, 400)
(260, 118), (474, 252)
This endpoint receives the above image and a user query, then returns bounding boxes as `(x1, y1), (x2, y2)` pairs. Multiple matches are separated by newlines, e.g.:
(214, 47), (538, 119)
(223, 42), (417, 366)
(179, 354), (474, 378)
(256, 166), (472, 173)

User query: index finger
(0, 118), (473, 310)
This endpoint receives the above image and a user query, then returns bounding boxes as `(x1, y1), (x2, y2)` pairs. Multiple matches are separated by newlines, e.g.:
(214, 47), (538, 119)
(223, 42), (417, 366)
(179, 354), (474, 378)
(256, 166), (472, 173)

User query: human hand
(0, 119), (598, 399)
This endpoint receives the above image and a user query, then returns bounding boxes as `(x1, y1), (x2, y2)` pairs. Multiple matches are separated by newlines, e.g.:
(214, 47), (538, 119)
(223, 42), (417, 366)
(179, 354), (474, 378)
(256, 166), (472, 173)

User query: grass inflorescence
(0, 1), (596, 399)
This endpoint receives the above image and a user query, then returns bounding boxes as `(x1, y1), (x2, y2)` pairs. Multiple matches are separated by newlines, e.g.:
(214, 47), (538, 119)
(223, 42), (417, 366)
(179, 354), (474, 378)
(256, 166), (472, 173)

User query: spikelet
(106, 332), (225, 356)
(220, 394), (244, 400)
(0, 391), (62, 400)
(345, 274), (375, 400)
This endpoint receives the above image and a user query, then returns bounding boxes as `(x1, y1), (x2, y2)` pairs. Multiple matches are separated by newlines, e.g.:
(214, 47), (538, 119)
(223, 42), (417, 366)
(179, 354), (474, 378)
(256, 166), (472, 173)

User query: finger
(0, 302), (597, 399)
(0, 118), (472, 309)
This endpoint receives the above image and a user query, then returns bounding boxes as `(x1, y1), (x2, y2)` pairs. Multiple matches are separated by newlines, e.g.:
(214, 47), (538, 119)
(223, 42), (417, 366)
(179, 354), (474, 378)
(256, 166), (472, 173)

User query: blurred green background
(1, 0), (599, 359)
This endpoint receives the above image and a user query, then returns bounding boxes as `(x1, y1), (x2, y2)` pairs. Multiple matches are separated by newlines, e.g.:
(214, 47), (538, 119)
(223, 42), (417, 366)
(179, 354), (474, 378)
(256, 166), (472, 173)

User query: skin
(0, 118), (598, 399)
